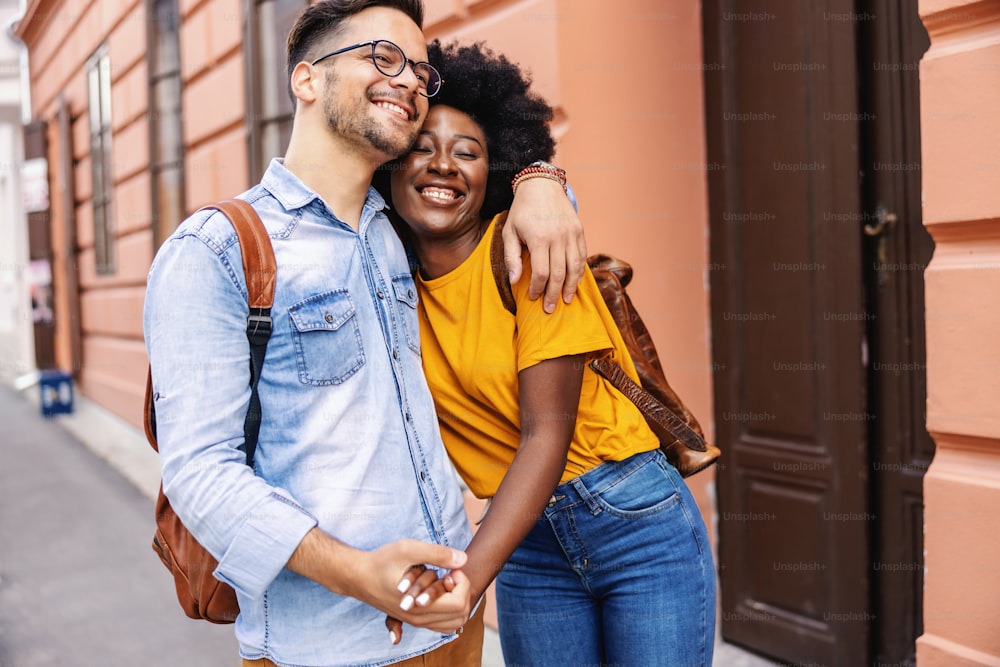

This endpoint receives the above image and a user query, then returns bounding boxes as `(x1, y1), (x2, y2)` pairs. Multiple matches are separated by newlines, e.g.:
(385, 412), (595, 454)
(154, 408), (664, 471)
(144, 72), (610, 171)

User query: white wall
(0, 0), (35, 379)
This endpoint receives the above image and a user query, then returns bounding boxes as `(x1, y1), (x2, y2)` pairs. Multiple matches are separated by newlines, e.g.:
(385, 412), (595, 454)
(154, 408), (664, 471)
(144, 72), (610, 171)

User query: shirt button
(405, 411), (412, 422)
(377, 290), (385, 299)
(324, 313), (333, 323)
(407, 289), (414, 298)
(420, 471), (426, 481)
(392, 349), (399, 360)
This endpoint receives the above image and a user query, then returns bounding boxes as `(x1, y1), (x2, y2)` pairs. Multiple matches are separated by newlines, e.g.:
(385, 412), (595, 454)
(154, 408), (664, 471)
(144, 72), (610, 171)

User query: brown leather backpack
(489, 212), (720, 477)
(144, 199), (276, 623)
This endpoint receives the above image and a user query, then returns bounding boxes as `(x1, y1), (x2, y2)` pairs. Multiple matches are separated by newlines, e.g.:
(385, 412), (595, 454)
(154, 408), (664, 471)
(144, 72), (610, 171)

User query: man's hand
(287, 529), (472, 633)
(504, 177), (587, 313)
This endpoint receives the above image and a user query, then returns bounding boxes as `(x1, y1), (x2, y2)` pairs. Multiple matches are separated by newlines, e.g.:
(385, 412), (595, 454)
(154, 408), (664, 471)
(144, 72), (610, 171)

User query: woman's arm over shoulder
(504, 177), (587, 313)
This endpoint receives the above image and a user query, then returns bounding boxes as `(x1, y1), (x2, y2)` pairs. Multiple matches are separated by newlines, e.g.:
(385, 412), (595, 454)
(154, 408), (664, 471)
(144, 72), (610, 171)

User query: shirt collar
(261, 158), (388, 215)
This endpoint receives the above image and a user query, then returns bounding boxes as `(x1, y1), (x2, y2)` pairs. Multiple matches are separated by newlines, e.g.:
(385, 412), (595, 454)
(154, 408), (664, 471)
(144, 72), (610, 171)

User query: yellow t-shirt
(417, 215), (660, 498)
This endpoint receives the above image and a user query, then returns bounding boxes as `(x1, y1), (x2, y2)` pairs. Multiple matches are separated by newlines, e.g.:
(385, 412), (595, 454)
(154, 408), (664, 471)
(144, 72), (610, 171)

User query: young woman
(382, 41), (717, 666)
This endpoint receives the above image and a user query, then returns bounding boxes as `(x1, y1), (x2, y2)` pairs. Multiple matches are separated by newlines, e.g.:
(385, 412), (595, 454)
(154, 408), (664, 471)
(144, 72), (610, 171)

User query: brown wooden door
(859, 2), (933, 664)
(703, 1), (871, 664)
(23, 119), (56, 371)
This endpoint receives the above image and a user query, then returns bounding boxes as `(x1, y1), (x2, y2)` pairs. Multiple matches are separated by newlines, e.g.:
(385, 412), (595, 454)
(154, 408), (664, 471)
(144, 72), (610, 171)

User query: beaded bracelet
(511, 162), (567, 195)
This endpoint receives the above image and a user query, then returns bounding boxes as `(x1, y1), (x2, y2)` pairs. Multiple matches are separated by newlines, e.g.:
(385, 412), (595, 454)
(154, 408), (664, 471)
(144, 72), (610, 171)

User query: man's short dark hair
(286, 0), (424, 96)
(425, 40), (556, 221)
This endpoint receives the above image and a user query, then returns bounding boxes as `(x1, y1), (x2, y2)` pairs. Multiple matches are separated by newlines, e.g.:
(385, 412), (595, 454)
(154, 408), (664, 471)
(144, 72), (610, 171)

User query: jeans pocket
(592, 457), (680, 519)
(391, 274), (421, 355)
(288, 290), (365, 385)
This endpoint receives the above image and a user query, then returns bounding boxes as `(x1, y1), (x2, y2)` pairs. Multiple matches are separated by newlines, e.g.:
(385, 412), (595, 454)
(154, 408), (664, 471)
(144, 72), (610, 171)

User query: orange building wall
(553, 0), (716, 516)
(917, 0), (1000, 664)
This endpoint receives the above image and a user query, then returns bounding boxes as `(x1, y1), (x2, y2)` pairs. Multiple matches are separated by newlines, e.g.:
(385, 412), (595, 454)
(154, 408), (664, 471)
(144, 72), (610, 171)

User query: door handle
(865, 205), (898, 237)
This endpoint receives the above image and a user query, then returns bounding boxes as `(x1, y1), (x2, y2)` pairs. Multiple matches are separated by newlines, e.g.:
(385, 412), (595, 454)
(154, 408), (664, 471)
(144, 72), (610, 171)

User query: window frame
(146, 0), (187, 250)
(245, 0), (306, 182)
(86, 46), (116, 275)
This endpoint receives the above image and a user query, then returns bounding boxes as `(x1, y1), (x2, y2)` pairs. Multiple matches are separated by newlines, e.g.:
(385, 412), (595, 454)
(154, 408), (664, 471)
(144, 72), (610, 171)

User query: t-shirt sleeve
(513, 253), (614, 372)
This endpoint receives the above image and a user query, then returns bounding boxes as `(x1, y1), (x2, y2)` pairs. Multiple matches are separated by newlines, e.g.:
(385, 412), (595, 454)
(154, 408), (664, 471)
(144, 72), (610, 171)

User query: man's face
(315, 7), (429, 162)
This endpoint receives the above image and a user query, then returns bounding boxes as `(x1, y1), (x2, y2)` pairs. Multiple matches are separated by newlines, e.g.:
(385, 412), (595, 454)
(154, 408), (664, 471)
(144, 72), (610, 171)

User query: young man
(142, 1), (584, 665)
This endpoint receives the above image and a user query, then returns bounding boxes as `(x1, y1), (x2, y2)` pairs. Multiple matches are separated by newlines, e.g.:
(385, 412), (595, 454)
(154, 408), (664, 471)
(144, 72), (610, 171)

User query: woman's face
(390, 105), (489, 241)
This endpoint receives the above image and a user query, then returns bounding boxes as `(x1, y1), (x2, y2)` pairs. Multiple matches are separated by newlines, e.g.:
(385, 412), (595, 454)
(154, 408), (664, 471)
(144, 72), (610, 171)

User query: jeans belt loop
(570, 476), (601, 514)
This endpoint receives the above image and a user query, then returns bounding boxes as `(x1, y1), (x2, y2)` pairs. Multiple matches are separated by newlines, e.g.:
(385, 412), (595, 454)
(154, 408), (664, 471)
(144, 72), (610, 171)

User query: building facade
(917, 0), (1000, 664)
(9, 0), (999, 664)
(0, 0), (33, 381)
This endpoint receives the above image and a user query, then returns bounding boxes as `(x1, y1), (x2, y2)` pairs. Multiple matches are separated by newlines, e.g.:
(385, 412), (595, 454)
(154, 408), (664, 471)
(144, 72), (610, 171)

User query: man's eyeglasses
(311, 40), (443, 98)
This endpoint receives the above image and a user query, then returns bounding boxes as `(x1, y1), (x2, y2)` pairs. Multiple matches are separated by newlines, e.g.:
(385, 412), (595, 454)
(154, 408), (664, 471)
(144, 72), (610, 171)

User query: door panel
(704, 1), (870, 664)
(859, 2), (934, 664)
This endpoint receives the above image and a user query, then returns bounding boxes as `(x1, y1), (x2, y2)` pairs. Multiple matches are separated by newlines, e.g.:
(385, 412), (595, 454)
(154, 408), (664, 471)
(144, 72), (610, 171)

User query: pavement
(0, 379), (237, 667)
(0, 374), (776, 667)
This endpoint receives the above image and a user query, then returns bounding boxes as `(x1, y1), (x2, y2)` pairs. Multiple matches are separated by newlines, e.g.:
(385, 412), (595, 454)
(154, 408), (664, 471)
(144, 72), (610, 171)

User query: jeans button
(546, 495), (557, 508)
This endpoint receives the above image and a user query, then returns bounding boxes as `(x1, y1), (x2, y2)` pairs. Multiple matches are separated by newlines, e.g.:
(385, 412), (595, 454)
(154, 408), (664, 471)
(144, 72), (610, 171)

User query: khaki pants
(241, 603), (485, 667)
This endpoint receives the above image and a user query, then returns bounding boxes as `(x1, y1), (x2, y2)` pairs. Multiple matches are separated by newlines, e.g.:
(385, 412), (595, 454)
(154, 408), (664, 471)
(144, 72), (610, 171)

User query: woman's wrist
(511, 160), (567, 195)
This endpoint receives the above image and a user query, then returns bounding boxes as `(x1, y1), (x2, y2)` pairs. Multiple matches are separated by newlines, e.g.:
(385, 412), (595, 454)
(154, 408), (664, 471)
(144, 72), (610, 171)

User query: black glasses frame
(310, 39), (443, 98)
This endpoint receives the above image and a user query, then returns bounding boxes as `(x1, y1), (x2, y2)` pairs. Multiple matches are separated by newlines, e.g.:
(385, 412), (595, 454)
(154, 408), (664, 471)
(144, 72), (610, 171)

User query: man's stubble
(322, 67), (422, 160)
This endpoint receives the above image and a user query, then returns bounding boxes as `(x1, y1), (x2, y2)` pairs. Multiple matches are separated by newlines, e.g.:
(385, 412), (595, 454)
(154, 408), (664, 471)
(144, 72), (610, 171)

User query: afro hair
(375, 40), (556, 222)
(425, 40), (555, 220)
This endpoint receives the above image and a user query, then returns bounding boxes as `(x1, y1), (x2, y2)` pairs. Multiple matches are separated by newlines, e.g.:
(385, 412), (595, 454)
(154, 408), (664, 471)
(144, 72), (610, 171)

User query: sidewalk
(0, 380), (236, 666)
(1, 375), (776, 667)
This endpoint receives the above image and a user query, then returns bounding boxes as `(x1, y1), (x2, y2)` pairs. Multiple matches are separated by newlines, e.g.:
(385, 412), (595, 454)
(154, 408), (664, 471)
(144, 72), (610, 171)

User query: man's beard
(323, 69), (420, 159)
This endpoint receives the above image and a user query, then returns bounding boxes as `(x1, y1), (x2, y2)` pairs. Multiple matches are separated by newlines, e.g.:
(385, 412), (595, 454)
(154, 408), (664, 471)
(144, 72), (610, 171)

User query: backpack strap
(144, 199), (276, 469)
(207, 199), (275, 467)
(587, 356), (707, 452)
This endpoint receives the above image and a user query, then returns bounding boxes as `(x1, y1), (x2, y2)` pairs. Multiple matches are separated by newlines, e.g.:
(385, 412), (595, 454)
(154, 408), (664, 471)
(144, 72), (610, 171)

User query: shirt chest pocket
(288, 290), (365, 385)
(392, 274), (421, 355)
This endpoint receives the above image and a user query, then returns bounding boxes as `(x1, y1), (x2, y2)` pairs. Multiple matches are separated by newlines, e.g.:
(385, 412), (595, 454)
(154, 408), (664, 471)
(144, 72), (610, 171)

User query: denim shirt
(144, 159), (472, 666)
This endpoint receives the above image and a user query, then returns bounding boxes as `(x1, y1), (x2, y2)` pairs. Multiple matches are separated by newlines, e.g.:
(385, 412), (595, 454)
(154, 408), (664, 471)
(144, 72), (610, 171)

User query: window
(246, 0), (307, 181)
(87, 47), (115, 274)
(148, 0), (186, 248)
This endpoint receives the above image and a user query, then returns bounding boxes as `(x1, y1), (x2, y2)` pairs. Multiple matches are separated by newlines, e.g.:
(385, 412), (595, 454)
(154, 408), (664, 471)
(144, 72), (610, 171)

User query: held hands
(504, 177), (588, 313)
(356, 541), (473, 635)
(287, 531), (472, 636)
(385, 565), (476, 645)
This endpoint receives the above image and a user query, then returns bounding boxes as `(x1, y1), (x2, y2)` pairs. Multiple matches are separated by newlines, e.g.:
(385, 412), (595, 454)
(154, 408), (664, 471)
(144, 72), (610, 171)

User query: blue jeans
(496, 450), (716, 667)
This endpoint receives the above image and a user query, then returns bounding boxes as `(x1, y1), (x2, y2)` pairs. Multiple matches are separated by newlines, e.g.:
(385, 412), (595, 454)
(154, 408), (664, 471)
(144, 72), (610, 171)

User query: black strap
(242, 307), (272, 468)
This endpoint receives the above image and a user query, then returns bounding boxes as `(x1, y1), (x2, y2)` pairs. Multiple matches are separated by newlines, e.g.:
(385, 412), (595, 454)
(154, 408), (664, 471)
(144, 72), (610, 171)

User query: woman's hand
(504, 177), (587, 313)
(385, 567), (460, 644)
(287, 532), (472, 635)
